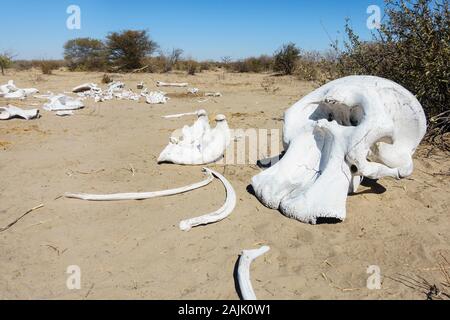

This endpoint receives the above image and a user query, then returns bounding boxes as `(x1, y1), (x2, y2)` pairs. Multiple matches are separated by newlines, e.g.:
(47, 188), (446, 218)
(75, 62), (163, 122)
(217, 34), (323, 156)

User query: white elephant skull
(252, 75), (427, 224)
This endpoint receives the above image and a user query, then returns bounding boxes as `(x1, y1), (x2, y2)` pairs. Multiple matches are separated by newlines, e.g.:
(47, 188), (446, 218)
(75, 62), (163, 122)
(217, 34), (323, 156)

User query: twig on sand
(41, 244), (67, 256)
(66, 168), (105, 176)
(85, 283), (95, 299)
(322, 272), (361, 292)
(0, 204), (44, 233)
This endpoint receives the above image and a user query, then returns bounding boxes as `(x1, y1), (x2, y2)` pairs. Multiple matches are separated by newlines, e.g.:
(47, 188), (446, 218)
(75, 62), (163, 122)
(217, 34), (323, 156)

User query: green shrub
(0, 52), (13, 75)
(273, 43), (300, 75)
(335, 0), (450, 149)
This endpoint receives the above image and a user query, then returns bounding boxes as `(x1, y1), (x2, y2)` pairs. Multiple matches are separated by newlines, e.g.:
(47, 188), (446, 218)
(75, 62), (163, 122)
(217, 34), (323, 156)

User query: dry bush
(142, 56), (166, 73)
(295, 50), (340, 84)
(12, 60), (34, 71)
(186, 60), (199, 75)
(229, 55), (273, 73)
(39, 60), (63, 75)
(159, 48), (183, 73)
(335, 0), (450, 149)
(101, 74), (113, 84)
(273, 43), (300, 75)
(199, 61), (214, 72)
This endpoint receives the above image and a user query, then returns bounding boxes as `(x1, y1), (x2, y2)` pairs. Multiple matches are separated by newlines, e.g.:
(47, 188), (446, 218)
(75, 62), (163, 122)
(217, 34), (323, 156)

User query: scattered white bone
(237, 246), (270, 300)
(158, 114), (231, 165)
(252, 75), (427, 224)
(56, 110), (74, 117)
(72, 83), (99, 93)
(75, 81), (142, 102)
(0, 80), (16, 94)
(142, 91), (169, 104)
(107, 81), (125, 92)
(162, 109), (206, 119)
(162, 111), (199, 119)
(1, 90), (28, 99)
(0, 105), (39, 120)
(0, 80), (39, 99)
(156, 81), (188, 88)
(179, 168), (236, 231)
(205, 92), (222, 97)
(43, 94), (85, 111)
(187, 88), (199, 94)
(64, 168), (213, 201)
(114, 89), (140, 101)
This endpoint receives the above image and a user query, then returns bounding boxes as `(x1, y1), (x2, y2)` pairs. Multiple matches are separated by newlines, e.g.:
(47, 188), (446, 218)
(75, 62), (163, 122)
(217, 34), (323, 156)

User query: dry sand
(0, 69), (449, 300)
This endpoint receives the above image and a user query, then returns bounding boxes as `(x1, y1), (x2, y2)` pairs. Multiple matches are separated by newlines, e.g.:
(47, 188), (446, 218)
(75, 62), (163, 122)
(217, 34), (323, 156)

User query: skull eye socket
(350, 165), (358, 174)
(310, 103), (364, 127)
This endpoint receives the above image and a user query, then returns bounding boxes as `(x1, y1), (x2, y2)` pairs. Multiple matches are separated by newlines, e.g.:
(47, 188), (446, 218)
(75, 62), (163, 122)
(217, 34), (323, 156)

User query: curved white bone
(237, 246), (270, 300)
(158, 114), (231, 165)
(179, 168), (236, 231)
(252, 75), (427, 224)
(64, 169), (213, 201)
(0, 105), (39, 120)
(156, 81), (188, 88)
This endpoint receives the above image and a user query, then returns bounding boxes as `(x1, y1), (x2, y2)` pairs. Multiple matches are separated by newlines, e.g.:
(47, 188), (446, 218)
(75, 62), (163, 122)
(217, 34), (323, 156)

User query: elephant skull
(252, 75), (427, 224)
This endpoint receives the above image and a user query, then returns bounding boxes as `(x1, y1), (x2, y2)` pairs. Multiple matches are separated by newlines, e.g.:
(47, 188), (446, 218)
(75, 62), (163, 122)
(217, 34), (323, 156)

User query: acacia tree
(106, 30), (158, 71)
(64, 38), (106, 71)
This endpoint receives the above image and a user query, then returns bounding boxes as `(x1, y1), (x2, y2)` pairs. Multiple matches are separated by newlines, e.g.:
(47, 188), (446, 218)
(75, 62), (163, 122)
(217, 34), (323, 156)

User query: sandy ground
(0, 69), (449, 300)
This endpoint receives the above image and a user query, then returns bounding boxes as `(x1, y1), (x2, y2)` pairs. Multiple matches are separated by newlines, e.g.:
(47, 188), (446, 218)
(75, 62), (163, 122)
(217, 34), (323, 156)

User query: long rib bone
(162, 111), (200, 119)
(64, 169), (213, 201)
(156, 81), (188, 88)
(237, 246), (270, 300)
(179, 168), (236, 231)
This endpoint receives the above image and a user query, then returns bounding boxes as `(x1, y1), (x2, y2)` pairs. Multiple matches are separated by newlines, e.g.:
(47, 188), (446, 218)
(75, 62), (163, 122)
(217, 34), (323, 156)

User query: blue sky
(0, 0), (385, 60)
